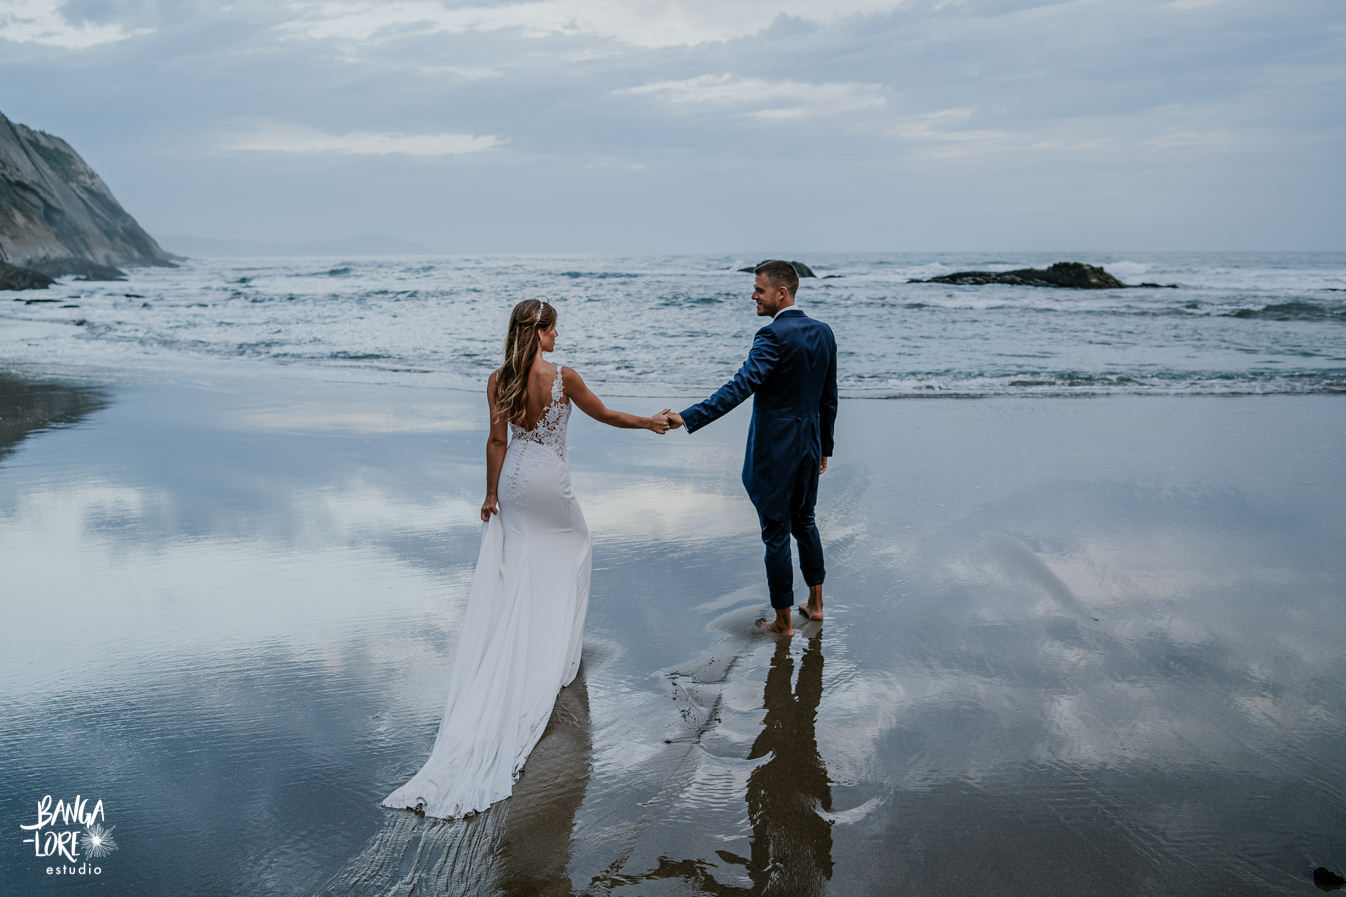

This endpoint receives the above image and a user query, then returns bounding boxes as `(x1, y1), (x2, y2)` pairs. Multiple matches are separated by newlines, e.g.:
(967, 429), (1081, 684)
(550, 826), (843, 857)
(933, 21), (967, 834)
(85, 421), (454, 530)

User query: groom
(665, 260), (838, 636)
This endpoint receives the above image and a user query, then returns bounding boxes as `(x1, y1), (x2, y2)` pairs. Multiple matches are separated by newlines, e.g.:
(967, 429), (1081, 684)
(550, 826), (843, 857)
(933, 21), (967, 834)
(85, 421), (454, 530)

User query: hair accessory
(533, 300), (546, 324)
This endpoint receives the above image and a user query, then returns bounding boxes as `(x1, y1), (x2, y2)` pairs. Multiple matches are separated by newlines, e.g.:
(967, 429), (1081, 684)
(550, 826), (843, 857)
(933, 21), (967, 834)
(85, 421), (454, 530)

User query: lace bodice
(508, 364), (570, 460)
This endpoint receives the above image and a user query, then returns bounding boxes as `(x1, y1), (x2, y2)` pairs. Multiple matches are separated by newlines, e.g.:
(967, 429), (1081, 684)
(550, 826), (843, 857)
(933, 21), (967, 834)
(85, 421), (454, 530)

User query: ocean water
(3, 251), (1344, 396)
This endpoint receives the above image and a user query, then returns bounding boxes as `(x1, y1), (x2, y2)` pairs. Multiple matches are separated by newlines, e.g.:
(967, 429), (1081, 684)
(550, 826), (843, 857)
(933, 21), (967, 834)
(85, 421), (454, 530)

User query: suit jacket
(681, 307), (838, 520)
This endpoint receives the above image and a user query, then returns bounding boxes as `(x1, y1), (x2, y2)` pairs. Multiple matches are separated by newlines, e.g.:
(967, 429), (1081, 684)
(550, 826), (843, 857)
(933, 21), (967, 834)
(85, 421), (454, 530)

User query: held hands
(647, 409), (684, 434)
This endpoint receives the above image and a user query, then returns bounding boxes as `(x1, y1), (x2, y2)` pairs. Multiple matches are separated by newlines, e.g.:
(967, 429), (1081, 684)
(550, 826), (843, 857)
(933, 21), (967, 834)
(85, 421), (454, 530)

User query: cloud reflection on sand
(835, 497), (1346, 787)
(227, 401), (482, 435)
(579, 479), (757, 542)
(0, 477), (468, 696)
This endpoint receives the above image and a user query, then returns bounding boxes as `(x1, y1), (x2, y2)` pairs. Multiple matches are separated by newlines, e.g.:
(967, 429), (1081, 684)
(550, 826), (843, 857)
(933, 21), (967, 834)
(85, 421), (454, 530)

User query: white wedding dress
(382, 364), (592, 819)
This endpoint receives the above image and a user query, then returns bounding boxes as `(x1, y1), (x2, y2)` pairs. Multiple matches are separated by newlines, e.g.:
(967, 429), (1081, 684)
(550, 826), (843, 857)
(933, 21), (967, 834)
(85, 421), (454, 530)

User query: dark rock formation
(737, 260), (817, 278)
(909, 261), (1126, 289)
(27, 256), (126, 281)
(0, 109), (175, 275)
(0, 260), (53, 290)
(1315, 867), (1345, 891)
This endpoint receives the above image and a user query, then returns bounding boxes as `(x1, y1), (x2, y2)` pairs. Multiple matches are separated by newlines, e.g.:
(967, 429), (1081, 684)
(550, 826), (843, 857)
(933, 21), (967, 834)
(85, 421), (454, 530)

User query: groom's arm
(679, 328), (782, 435)
(820, 326), (838, 458)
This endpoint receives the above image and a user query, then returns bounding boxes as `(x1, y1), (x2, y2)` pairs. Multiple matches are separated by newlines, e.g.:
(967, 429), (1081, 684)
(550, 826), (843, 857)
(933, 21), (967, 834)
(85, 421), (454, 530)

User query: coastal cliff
(0, 110), (174, 275)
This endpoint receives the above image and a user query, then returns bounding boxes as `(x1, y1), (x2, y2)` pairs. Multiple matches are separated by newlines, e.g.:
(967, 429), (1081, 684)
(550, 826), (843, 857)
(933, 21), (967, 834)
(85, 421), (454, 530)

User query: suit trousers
(756, 454), (826, 609)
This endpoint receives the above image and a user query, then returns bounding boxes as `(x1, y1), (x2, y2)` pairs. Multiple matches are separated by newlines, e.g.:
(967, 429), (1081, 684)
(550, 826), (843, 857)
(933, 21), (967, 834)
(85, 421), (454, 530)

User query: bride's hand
(648, 412), (670, 435)
(481, 493), (499, 521)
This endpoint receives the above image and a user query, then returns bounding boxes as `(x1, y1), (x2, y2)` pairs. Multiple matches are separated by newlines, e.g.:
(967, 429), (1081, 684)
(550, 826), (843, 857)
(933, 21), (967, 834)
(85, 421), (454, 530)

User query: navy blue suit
(681, 308), (838, 608)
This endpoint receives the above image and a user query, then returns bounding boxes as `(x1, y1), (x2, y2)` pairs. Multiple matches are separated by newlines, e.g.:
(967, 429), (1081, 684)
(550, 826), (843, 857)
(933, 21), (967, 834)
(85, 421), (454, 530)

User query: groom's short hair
(755, 260), (799, 297)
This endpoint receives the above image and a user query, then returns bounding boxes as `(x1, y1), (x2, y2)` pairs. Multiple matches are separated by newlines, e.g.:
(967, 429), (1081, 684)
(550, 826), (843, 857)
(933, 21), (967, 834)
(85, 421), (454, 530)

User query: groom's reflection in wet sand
(745, 634), (833, 895)
(595, 633), (834, 896)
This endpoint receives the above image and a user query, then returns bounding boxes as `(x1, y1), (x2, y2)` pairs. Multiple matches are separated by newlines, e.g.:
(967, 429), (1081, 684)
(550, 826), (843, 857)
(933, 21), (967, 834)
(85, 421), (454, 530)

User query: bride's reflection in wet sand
(498, 667), (593, 896)
(311, 670), (592, 897)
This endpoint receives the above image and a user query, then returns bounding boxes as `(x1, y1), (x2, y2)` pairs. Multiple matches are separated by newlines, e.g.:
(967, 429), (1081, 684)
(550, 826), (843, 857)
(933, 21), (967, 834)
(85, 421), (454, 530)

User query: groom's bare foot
(755, 608), (794, 636)
(755, 617), (794, 635)
(797, 584), (824, 621)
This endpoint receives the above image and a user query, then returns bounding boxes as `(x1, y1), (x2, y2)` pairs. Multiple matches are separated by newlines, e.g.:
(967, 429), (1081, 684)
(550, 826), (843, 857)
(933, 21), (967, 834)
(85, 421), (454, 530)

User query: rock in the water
(909, 261), (1126, 289)
(27, 257), (127, 281)
(0, 260), (53, 291)
(1315, 867), (1345, 891)
(0, 109), (176, 270)
(736, 259), (817, 278)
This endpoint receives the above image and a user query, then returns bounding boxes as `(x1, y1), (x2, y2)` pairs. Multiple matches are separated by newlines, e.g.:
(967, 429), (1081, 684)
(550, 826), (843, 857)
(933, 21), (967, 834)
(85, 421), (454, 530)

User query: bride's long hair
(494, 298), (557, 426)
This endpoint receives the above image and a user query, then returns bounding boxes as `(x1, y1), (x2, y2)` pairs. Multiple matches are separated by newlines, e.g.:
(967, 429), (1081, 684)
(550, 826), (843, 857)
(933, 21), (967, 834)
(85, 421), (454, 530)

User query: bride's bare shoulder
(560, 365), (588, 391)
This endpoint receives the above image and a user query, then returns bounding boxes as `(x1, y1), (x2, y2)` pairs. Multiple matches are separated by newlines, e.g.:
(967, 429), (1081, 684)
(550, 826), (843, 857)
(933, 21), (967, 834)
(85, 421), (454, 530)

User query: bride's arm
(562, 367), (669, 433)
(482, 371), (509, 520)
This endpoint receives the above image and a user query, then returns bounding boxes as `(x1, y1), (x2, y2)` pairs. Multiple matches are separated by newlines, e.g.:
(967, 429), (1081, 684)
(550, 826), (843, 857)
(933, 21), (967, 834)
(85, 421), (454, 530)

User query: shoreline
(3, 316), (1344, 403)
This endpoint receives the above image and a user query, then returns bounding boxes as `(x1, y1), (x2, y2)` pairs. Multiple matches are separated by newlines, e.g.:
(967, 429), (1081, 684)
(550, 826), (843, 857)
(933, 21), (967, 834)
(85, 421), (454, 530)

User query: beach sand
(2, 365), (1344, 896)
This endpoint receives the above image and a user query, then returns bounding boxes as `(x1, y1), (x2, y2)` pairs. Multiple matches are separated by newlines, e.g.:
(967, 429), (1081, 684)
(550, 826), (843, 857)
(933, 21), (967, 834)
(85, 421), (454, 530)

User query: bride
(381, 297), (671, 819)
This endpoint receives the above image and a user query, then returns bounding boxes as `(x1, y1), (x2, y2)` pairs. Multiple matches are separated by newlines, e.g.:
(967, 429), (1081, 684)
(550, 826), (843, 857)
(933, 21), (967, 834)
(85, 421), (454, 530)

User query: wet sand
(2, 365), (1345, 896)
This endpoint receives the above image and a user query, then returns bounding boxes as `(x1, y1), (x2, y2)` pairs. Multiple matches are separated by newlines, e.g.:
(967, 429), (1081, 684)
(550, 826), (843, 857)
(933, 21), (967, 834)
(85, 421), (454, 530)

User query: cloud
(1141, 128), (1234, 151)
(0, 0), (150, 48)
(272, 0), (906, 49)
(889, 106), (1000, 140)
(615, 74), (886, 120)
(412, 63), (505, 80)
(886, 106), (1242, 161)
(886, 106), (1018, 158)
(221, 124), (506, 156)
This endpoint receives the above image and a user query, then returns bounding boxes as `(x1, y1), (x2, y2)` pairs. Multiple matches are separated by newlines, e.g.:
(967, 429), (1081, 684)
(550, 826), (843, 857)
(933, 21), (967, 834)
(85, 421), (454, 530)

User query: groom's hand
(820, 456), (829, 474)
(665, 411), (684, 430)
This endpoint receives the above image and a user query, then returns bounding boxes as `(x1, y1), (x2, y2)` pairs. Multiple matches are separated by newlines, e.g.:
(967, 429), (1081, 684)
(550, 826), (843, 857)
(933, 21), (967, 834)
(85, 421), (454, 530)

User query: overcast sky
(1, 0), (1342, 252)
